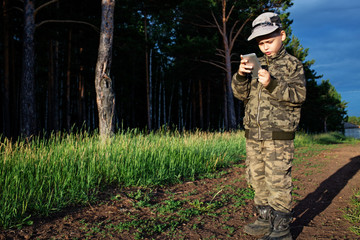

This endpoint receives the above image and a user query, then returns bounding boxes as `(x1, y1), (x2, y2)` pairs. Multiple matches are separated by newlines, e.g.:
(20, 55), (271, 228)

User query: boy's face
(256, 30), (286, 57)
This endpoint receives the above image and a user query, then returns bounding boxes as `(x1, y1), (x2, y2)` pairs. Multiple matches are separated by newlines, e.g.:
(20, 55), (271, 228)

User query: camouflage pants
(245, 139), (294, 213)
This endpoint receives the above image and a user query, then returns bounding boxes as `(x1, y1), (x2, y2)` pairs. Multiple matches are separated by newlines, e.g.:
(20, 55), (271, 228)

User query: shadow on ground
(292, 155), (360, 239)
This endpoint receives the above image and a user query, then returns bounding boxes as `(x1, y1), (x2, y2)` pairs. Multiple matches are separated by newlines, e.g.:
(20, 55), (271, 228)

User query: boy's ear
(280, 30), (286, 41)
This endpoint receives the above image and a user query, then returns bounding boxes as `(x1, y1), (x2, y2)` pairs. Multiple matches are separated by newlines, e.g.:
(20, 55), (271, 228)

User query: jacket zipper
(256, 56), (270, 140)
(256, 84), (263, 139)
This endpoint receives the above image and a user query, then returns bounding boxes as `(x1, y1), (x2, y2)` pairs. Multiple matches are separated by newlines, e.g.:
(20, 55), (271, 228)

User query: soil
(1, 143), (360, 240)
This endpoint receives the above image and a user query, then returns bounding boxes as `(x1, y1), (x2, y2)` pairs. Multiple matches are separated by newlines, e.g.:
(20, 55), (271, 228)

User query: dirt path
(291, 143), (360, 239)
(2, 143), (360, 239)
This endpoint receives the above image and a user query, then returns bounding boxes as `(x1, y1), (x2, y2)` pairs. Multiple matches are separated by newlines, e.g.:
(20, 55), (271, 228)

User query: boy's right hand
(238, 55), (253, 76)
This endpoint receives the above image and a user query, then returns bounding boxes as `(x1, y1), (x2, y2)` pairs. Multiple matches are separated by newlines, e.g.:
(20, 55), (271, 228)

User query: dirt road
(292, 143), (360, 239)
(2, 143), (360, 239)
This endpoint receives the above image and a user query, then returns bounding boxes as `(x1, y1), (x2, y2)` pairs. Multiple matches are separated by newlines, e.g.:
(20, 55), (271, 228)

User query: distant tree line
(347, 116), (360, 126)
(0, 0), (347, 139)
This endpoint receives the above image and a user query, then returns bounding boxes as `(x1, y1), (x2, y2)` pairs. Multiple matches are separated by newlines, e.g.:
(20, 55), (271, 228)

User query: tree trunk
(221, 0), (236, 130)
(198, 78), (204, 129)
(144, 12), (152, 131)
(168, 80), (175, 125)
(47, 41), (54, 131)
(66, 29), (72, 131)
(162, 77), (166, 127)
(184, 79), (192, 130)
(206, 81), (211, 130)
(2, 0), (11, 138)
(47, 40), (59, 132)
(78, 62), (85, 127)
(191, 80), (196, 129)
(11, 34), (19, 137)
(205, 0), (251, 130)
(20, 0), (36, 137)
(95, 0), (116, 139)
(178, 80), (183, 131)
(324, 116), (328, 133)
(149, 48), (153, 129)
(158, 74), (162, 129)
(223, 77), (228, 130)
(78, 42), (85, 127)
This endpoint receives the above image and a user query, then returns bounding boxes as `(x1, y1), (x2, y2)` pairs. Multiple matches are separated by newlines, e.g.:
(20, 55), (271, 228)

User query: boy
(231, 12), (306, 240)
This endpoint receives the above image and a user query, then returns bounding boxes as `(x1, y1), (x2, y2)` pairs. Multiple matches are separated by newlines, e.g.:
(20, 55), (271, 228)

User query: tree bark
(203, 0), (251, 130)
(198, 78), (204, 129)
(20, 0), (36, 137)
(158, 74), (162, 129)
(95, 0), (116, 139)
(144, 11), (152, 131)
(162, 77), (166, 127)
(206, 81), (211, 130)
(223, 77), (228, 130)
(47, 40), (59, 132)
(178, 80), (183, 131)
(66, 29), (72, 131)
(191, 80), (196, 129)
(221, 0), (236, 130)
(79, 61), (85, 127)
(78, 40), (86, 127)
(2, 0), (11, 137)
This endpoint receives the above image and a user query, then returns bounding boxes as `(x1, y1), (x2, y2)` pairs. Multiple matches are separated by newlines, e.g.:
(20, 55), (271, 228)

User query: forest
(0, 0), (348, 139)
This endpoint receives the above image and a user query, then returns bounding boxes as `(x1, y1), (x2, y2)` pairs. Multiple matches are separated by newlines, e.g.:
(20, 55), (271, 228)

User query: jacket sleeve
(231, 72), (250, 102)
(265, 58), (306, 105)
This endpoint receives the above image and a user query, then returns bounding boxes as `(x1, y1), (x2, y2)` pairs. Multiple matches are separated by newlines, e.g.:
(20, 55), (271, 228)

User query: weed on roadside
(344, 188), (360, 236)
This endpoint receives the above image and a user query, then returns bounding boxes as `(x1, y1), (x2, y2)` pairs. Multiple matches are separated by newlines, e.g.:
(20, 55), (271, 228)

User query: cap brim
(247, 26), (279, 41)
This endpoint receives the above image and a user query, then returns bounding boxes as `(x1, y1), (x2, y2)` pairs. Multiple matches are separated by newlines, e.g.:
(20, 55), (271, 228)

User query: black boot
(260, 210), (293, 240)
(244, 205), (272, 236)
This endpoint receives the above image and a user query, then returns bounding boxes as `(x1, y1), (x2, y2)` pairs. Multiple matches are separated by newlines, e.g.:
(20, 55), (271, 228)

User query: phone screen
(242, 53), (261, 78)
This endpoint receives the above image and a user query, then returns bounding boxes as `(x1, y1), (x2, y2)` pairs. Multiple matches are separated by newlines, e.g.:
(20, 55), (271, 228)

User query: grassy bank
(0, 130), (246, 229)
(0, 130), (358, 229)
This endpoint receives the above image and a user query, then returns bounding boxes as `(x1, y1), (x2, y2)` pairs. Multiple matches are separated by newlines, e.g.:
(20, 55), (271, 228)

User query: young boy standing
(231, 12), (306, 240)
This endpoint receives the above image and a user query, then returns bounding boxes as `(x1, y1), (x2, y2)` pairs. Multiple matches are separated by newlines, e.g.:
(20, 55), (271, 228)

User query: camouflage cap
(247, 12), (282, 41)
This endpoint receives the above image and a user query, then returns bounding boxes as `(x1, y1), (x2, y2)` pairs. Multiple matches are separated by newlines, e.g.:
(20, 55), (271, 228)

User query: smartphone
(242, 53), (261, 78)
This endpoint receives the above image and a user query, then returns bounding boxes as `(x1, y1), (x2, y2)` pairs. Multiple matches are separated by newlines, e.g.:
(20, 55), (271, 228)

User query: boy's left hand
(258, 69), (271, 87)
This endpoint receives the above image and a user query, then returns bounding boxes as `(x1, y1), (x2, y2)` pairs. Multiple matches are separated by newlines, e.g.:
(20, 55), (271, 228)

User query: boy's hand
(258, 69), (271, 87)
(237, 55), (253, 76)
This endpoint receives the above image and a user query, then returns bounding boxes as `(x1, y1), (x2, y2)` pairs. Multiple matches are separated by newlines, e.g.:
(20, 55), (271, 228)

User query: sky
(288, 0), (360, 117)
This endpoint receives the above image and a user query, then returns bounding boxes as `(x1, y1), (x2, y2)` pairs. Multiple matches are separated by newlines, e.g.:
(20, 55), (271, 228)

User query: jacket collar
(265, 44), (286, 63)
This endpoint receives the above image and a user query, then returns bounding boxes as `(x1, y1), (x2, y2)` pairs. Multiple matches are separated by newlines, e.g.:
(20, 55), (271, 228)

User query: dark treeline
(0, 0), (347, 139)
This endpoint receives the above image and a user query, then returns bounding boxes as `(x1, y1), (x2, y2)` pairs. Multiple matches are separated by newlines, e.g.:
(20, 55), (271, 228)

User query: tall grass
(0, 130), (357, 229)
(0, 130), (246, 229)
(294, 131), (357, 147)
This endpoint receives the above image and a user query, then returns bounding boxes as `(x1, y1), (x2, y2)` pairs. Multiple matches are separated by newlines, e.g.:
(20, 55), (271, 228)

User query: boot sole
(243, 225), (271, 236)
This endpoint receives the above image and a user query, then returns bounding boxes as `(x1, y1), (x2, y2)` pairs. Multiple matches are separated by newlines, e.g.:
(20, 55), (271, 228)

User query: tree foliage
(0, 0), (348, 138)
(347, 116), (360, 126)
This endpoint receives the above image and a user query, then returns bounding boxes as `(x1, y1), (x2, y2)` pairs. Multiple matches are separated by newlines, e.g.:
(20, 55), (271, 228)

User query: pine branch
(200, 59), (227, 72)
(211, 10), (223, 35)
(225, 4), (235, 23)
(229, 17), (252, 52)
(188, 16), (217, 28)
(34, 0), (58, 17)
(215, 53), (226, 59)
(6, 7), (23, 13)
(36, 20), (99, 32)
(216, 48), (225, 54)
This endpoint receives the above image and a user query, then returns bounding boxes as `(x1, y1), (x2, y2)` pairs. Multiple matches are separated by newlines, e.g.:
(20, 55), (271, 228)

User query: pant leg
(246, 139), (269, 206)
(263, 140), (294, 213)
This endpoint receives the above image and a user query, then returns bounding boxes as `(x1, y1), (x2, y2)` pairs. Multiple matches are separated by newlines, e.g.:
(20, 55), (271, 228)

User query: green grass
(294, 131), (358, 147)
(344, 188), (360, 236)
(0, 130), (358, 230)
(0, 130), (246, 229)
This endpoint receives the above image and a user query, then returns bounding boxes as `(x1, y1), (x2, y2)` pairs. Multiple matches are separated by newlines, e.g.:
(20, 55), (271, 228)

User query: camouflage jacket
(232, 46), (306, 140)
